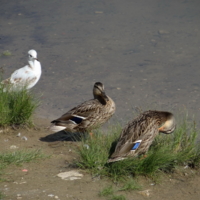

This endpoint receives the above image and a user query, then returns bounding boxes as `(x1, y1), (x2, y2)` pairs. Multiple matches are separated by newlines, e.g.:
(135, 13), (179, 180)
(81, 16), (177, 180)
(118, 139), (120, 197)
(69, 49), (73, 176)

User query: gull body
(1, 49), (42, 91)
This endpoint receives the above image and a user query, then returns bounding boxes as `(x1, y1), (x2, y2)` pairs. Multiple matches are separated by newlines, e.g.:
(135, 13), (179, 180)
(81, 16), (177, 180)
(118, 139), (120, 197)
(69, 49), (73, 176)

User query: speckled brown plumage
(108, 110), (176, 163)
(50, 82), (115, 133)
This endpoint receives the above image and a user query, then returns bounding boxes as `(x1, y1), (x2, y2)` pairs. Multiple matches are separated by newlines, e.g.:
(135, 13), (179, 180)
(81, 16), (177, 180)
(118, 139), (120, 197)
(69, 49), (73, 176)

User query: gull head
(28, 49), (37, 61)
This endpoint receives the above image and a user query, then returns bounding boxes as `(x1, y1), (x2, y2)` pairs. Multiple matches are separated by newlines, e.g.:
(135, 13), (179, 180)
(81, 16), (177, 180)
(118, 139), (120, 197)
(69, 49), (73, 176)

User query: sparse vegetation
(76, 118), (200, 182)
(0, 81), (39, 127)
(1, 50), (12, 56)
(0, 192), (5, 200)
(110, 195), (127, 200)
(0, 50), (12, 57)
(0, 149), (46, 171)
(99, 185), (128, 200)
(119, 180), (141, 191)
(99, 185), (114, 197)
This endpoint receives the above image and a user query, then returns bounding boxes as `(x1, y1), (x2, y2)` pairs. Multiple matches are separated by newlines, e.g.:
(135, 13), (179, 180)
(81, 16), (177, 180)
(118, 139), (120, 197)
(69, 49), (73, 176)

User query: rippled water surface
(1, 0), (200, 125)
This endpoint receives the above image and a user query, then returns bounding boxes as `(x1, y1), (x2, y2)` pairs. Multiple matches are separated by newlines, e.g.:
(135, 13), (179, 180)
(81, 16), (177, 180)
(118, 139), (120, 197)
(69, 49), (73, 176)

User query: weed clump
(1, 50), (12, 56)
(0, 192), (5, 200)
(0, 82), (39, 127)
(0, 149), (46, 170)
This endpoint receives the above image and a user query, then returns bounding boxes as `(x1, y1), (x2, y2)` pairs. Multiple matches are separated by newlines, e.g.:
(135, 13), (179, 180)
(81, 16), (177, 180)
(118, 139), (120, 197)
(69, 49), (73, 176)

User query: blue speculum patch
(131, 142), (141, 150)
(71, 116), (83, 124)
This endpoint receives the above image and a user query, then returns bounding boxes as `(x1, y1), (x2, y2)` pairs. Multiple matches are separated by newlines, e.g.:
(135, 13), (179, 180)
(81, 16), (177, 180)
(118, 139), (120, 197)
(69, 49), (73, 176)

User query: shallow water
(0, 0), (200, 125)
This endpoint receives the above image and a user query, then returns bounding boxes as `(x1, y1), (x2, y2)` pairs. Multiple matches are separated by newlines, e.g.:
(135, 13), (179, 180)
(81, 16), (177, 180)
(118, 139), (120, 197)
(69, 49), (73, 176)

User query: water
(0, 0), (200, 126)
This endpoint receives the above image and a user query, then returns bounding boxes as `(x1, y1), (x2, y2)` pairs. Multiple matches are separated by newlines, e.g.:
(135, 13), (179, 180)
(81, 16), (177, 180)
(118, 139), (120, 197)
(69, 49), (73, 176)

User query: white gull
(1, 49), (42, 91)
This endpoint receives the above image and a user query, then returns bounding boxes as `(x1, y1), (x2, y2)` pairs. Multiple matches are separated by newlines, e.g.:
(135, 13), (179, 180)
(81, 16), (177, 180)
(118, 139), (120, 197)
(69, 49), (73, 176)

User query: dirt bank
(0, 118), (200, 200)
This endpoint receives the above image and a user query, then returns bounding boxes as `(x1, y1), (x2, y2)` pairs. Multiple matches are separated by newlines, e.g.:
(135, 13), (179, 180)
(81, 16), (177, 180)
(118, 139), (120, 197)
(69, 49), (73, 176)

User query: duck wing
(51, 99), (103, 126)
(110, 111), (159, 161)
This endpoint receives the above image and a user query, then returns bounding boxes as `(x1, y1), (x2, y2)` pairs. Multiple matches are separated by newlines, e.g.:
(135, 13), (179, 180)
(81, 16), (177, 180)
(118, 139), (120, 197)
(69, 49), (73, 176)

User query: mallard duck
(50, 82), (116, 133)
(1, 50), (42, 91)
(108, 110), (176, 163)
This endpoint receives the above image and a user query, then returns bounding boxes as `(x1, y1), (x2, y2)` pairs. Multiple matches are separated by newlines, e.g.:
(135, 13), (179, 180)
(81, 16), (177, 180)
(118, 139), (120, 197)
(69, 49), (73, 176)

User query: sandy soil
(0, 118), (200, 200)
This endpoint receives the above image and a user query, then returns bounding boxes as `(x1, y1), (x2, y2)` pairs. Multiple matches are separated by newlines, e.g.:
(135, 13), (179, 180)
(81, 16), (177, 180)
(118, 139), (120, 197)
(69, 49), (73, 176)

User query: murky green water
(1, 0), (200, 125)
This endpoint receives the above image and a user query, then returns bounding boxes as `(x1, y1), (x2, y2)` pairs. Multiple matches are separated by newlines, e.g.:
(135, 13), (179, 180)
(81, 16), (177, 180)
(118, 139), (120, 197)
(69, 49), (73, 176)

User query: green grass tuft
(1, 50), (12, 56)
(99, 186), (114, 197)
(76, 125), (121, 176)
(0, 192), (5, 200)
(0, 149), (46, 170)
(110, 194), (127, 200)
(119, 180), (141, 191)
(0, 82), (39, 127)
(76, 118), (200, 181)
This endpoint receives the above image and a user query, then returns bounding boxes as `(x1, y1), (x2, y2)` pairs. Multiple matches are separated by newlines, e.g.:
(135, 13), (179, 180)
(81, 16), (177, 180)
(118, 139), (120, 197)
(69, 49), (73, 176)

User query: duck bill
(101, 92), (109, 101)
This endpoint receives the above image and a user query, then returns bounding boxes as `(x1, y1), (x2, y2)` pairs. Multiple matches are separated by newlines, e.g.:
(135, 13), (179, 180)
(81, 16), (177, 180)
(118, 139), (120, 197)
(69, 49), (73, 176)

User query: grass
(99, 185), (128, 200)
(1, 50), (12, 56)
(0, 81), (39, 127)
(99, 186), (114, 197)
(110, 195), (127, 200)
(76, 124), (121, 176)
(0, 192), (5, 200)
(118, 180), (141, 191)
(0, 149), (46, 171)
(0, 149), (47, 199)
(76, 118), (200, 182)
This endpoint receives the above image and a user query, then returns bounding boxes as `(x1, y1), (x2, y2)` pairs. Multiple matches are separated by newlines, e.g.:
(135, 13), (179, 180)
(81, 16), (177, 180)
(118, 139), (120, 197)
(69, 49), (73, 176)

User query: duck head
(93, 82), (109, 105)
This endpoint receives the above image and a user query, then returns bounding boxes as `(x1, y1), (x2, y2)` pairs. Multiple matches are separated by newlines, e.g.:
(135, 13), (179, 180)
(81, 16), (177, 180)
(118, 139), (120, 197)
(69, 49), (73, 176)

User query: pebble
(17, 133), (21, 137)
(158, 30), (169, 35)
(19, 181), (27, 184)
(10, 145), (18, 149)
(21, 136), (28, 141)
(83, 144), (90, 149)
(138, 189), (151, 197)
(57, 170), (83, 180)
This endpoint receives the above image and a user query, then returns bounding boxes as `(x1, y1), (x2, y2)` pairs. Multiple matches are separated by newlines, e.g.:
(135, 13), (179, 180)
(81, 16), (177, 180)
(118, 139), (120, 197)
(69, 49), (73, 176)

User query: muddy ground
(0, 118), (200, 200)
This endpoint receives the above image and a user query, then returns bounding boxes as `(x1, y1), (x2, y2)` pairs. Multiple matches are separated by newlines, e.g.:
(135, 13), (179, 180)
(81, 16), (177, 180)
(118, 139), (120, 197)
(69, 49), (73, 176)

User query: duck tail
(50, 124), (66, 132)
(107, 156), (126, 163)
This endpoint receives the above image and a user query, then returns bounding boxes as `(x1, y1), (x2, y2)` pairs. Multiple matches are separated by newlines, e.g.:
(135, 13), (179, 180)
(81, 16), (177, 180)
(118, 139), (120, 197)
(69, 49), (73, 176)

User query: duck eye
(29, 54), (32, 57)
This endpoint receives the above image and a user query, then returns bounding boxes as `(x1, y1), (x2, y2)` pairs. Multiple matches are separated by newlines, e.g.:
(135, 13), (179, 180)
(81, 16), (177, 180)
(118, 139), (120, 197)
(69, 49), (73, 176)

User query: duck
(1, 49), (42, 91)
(50, 82), (116, 133)
(108, 110), (176, 163)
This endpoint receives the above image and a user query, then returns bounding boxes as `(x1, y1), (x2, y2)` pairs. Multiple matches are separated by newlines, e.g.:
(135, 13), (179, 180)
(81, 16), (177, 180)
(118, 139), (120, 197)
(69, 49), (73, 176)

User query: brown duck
(108, 110), (176, 163)
(50, 82), (115, 133)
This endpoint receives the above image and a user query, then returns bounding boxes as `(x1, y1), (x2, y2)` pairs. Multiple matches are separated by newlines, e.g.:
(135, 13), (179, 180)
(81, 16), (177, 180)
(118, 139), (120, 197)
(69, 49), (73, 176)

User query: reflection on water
(0, 0), (200, 125)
